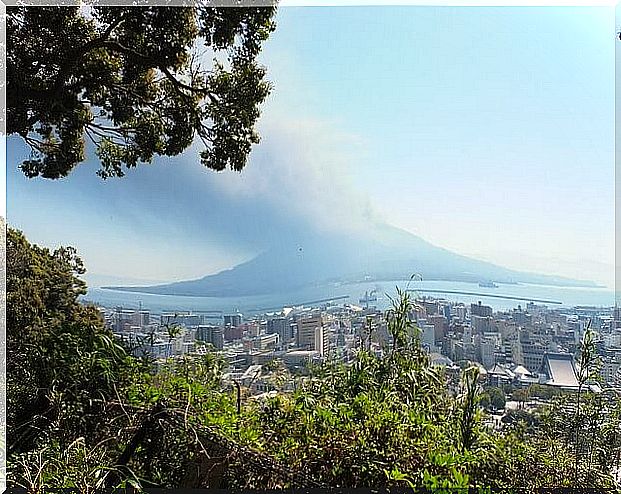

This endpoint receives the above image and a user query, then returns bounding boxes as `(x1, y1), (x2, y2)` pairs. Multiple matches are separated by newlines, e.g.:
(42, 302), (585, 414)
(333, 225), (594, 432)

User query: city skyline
(7, 6), (615, 287)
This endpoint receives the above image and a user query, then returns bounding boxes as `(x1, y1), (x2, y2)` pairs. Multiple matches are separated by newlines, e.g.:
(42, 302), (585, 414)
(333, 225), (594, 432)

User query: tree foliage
(7, 6), (276, 179)
(528, 383), (561, 400)
(7, 227), (137, 455)
(488, 387), (506, 410)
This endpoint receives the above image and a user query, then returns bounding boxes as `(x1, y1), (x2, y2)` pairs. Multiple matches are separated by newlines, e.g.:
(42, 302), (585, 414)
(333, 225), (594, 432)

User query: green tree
(7, 228), (134, 455)
(8, 6), (276, 179)
(479, 392), (491, 409)
(528, 384), (556, 400)
(458, 366), (481, 452)
(573, 324), (601, 482)
(488, 387), (506, 410)
(513, 388), (530, 409)
(501, 409), (538, 429)
(535, 390), (620, 487)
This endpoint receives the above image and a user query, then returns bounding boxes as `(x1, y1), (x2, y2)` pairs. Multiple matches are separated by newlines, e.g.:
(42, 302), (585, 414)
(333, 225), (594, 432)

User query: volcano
(104, 222), (596, 297)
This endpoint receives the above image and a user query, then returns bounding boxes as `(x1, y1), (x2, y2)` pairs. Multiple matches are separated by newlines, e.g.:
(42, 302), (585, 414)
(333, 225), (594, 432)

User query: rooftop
(540, 352), (579, 389)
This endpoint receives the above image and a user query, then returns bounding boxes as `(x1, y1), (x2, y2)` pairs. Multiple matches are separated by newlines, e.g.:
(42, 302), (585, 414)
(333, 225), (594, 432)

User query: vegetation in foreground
(7, 228), (621, 491)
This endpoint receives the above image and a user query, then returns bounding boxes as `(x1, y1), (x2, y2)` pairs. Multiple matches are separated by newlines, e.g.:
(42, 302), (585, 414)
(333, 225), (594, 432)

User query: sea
(82, 279), (617, 317)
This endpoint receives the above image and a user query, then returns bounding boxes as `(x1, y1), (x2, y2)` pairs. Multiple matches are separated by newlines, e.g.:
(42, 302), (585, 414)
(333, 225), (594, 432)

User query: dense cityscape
(101, 293), (621, 412)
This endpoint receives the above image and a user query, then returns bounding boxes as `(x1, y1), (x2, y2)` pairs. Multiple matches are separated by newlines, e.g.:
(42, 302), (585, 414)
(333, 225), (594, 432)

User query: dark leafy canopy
(7, 6), (276, 179)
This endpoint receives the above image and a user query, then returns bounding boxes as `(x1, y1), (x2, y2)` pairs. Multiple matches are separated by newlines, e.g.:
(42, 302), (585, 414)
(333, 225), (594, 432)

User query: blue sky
(7, 6), (615, 287)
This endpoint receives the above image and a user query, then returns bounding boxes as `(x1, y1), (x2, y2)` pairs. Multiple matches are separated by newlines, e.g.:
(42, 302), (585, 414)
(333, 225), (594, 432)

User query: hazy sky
(7, 6), (615, 287)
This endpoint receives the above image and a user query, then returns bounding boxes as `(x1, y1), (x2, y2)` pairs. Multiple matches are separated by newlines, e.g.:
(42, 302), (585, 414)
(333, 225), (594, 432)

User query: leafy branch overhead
(7, 6), (277, 179)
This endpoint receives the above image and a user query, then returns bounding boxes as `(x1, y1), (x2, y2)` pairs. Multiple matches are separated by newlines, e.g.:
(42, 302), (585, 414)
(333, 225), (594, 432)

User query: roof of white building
(488, 363), (514, 378)
(241, 364), (263, 380)
(429, 352), (454, 367)
(540, 353), (579, 388)
(512, 365), (532, 376)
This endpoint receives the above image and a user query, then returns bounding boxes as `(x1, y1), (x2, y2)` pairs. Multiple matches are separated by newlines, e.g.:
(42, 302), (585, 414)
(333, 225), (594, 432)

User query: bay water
(83, 280), (616, 317)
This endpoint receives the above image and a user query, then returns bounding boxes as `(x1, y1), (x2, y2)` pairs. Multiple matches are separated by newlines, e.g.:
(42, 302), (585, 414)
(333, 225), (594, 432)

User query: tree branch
(101, 40), (219, 103)
(48, 13), (128, 101)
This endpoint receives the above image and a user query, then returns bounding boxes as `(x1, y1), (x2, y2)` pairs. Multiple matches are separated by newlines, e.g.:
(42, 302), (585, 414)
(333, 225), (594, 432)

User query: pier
(406, 289), (562, 305)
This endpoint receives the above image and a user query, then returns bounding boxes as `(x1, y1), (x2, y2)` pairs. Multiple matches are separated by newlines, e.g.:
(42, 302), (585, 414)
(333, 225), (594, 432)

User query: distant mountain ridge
(104, 223), (598, 297)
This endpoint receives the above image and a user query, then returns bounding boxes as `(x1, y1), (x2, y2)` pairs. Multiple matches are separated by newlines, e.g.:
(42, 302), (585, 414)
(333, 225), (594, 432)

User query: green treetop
(7, 6), (276, 179)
